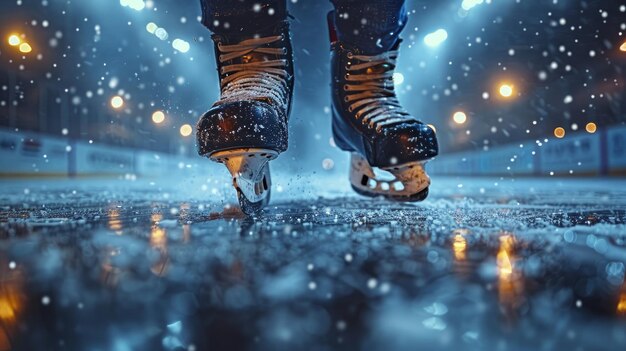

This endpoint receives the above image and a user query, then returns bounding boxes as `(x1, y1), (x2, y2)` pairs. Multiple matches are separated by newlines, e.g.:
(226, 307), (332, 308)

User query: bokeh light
(554, 127), (565, 138)
(146, 22), (158, 34)
(18, 43), (32, 53)
(392, 72), (404, 85)
(120, 0), (146, 11)
(585, 122), (597, 134)
(453, 111), (467, 125)
(179, 124), (192, 137)
(462, 0), (485, 11)
(152, 111), (165, 124)
(8, 34), (21, 46)
(424, 29), (448, 47)
(172, 39), (190, 53)
(499, 84), (514, 97)
(620, 40), (626, 52)
(110, 96), (124, 109)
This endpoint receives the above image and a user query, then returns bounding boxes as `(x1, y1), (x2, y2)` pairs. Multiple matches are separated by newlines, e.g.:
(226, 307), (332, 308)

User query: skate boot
(197, 21), (294, 215)
(328, 17), (438, 202)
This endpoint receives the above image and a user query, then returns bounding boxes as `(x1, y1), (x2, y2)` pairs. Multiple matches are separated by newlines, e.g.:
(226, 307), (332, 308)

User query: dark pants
(199, 0), (407, 54)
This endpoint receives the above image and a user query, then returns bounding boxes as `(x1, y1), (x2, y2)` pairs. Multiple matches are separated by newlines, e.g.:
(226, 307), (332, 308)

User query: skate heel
(349, 153), (430, 202)
(210, 148), (278, 214)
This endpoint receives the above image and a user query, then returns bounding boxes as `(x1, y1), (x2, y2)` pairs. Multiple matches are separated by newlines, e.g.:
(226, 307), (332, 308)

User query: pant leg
(330, 0), (407, 54)
(199, 0), (287, 34)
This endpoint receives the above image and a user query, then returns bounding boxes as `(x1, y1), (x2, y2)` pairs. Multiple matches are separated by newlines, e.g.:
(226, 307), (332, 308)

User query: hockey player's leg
(196, 0), (293, 214)
(328, 0), (438, 201)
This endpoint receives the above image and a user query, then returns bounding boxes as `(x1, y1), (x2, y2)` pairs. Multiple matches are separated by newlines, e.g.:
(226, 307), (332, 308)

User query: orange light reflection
(108, 208), (123, 235)
(453, 230), (468, 261)
(0, 259), (25, 351)
(618, 282), (626, 316)
(497, 233), (524, 321)
(150, 213), (169, 276)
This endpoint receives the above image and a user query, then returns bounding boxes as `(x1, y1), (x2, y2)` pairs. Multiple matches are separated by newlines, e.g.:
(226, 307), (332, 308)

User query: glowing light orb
(18, 43), (32, 53)
(499, 84), (514, 97)
(424, 29), (448, 47)
(585, 122), (597, 134)
(453, 111), (467, 125)
(621, 41), (626, 52)
(146, 22), (158, 34)
(180, 124), (193, 137)
(110, 96), (124, 109)
(554, 127), (565, 138)
(392, 72), (404, 85)
(172, 39), (190, 53)
(461, 0), (485, 11)
(152, 111), (165, 124)
(120, 0), (146, 11)
(8, 34), (21, 46)
(155, 28), (168, 41)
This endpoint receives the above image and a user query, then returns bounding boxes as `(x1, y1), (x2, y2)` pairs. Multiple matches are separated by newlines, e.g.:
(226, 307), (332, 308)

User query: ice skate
(196, 21), (294, 215)
(328, 14), (438, 201)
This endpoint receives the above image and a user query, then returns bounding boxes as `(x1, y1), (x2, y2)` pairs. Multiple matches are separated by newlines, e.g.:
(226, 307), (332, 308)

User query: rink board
(607, 125), (626, 174)
(0, 129), (69, 176)
(431, 124), (624, 176)
(1, 125), (625, 178)
(539, 133), (601, 175)
(0, 128), (204, 178)
(74, 141), (135, 176)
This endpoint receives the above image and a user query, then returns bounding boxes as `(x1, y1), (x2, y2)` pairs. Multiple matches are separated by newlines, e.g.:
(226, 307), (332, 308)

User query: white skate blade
(349, 153), (431, 199)
(210, 148), (278, 205)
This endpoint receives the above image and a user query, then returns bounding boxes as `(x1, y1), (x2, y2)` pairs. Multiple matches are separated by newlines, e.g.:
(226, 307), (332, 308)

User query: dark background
(0, 0), (624, 169)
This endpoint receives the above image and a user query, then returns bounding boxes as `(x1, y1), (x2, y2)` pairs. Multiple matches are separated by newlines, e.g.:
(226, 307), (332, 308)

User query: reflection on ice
(150, 213), (169, 277)
(452, 229), (468, 261)
(0, 258), (25, 350)
(497, 233), (524, 319)
(1, 178), (626, 350)
(619, 283), (626, 316)
(108, 207), (123, 235)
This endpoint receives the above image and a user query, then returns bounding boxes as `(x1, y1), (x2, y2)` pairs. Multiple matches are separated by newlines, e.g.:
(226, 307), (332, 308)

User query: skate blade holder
(210, 148), (278, 204)
(349, 153), (430, 197)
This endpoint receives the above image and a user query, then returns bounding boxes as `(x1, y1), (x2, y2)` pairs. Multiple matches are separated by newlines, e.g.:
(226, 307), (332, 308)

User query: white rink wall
(430, 125), (626, 177)
(0, 128), (208, 179)
(2, 125), (626, 178)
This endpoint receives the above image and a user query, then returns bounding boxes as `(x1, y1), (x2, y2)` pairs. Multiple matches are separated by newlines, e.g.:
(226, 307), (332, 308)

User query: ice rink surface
(1, 175), (626, 351)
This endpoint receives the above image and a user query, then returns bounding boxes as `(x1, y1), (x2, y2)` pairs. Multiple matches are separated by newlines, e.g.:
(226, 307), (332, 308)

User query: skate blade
(349, 153), (431, 201)
(210, 148), (278, 206)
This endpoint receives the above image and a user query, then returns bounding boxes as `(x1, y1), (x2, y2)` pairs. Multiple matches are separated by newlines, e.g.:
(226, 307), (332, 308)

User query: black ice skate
(197, 21), (294, 215)
(328, 16), (438, 201)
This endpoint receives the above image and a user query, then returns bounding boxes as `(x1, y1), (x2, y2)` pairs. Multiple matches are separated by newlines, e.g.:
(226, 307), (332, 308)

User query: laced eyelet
(347, 52), (353, 59)
(344, 73), (350, 80)
(282, 48), (287, 54)
(343, 84), (349, 91)
(344, 96), (350, 102)
(348, 106), (354, 112)
(218, 55), (224, 62)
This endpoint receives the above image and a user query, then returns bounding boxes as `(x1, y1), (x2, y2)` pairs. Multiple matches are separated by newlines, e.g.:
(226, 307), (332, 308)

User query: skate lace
(216, 36), (289, 109)
(343, 50), (414, 132)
